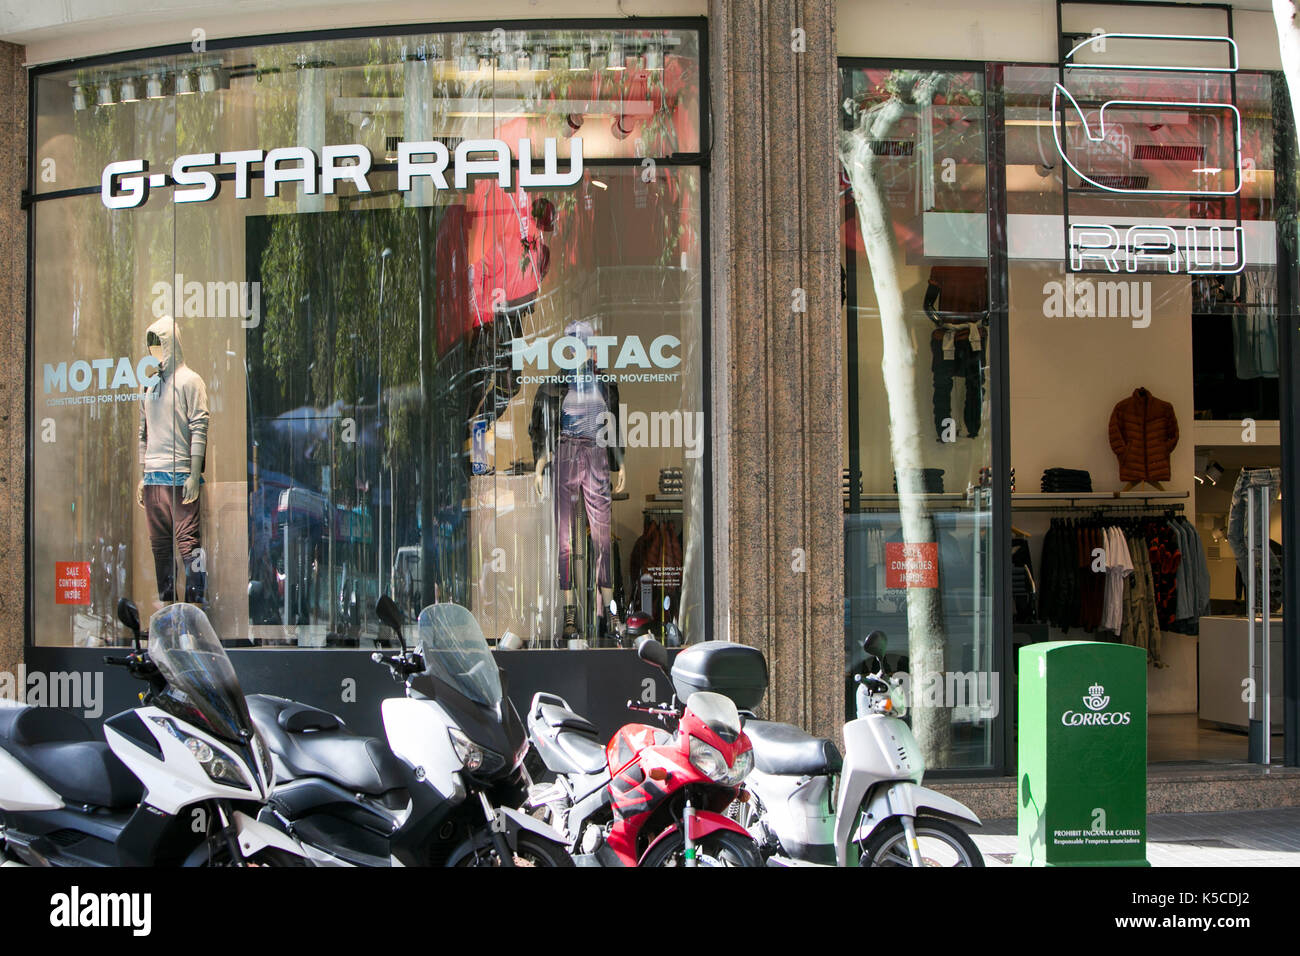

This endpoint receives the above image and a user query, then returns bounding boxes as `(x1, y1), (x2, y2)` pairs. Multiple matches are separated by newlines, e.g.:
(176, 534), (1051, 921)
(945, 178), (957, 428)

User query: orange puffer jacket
(1107, 387), (1179, 482)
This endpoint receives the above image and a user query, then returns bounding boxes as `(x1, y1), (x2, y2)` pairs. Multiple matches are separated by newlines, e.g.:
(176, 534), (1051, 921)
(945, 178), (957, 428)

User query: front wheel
(456, 831), (575, 867)
(640, 829), (764, 867)
(859, 816), (984, 867)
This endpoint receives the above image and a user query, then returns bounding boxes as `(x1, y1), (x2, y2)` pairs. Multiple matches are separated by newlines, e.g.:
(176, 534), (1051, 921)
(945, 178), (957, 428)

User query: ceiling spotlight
(611, 114), (634, 140)
(563, 113), (585, 138)
(175, 71), (194, 95)
(119, 77), (138, 102)
(569, 46), (589, 71)
(199, 68), (217, 93)
(1205, 461), (1224, 485)
(497, 49), (516, 72)
(146, 74), (164, 99)
(97, 80), (114, 107)
(591, 179), (608, 190)
(530, 44), (548, 71)
(644, 42), (663, 70)
(608, 41), (625, 70)
(72, 86), (87, 111)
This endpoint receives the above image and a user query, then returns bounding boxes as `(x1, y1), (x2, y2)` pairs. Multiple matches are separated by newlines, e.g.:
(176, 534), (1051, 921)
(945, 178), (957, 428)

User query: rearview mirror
(863, 630), (888, 660)
(117, 598), (141, 648)
(635, 635), (669, 672)
(375, 595), (407, 652)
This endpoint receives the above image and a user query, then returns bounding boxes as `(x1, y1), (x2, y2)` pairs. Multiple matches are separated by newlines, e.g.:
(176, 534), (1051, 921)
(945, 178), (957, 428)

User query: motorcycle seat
(536, 728), (608, 776)
(0, 706), (143, 809)
(248, 695), (407, 796)
(742, 719), (843, 777)
(536, 703), (598, 738)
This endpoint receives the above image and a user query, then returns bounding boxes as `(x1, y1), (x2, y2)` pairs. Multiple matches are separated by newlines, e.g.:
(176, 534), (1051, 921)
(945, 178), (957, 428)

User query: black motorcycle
(250, 596), (573, 866)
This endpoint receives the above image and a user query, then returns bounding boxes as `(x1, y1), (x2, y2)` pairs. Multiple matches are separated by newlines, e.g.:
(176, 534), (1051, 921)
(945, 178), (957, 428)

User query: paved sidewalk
(973, 807), (1300, 866)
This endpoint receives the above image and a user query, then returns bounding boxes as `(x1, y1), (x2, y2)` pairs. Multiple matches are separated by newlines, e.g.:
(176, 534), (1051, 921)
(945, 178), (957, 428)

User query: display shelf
(1011, 490), (1189, 510)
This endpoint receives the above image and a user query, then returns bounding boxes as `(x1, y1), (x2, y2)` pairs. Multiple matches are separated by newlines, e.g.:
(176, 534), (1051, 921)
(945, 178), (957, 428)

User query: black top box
(671, 641), (768, 712)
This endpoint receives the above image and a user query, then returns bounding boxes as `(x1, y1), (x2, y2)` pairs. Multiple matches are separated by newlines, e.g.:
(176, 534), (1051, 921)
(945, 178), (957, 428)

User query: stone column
(0, 41), (26, 686)
(709, 1), (844, 738)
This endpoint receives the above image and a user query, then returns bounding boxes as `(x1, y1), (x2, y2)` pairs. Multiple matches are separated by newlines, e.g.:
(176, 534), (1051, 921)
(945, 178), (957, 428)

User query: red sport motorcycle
(525, 637), (764, 866)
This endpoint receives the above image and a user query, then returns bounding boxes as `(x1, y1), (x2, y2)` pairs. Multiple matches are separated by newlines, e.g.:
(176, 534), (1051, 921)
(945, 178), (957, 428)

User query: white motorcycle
(737, 631), (984, 867)
(0, 600), (308, 866)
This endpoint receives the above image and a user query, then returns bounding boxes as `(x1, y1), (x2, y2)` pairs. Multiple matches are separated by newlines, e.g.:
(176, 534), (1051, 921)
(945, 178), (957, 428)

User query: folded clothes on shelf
(1041, 467), (1092, 493)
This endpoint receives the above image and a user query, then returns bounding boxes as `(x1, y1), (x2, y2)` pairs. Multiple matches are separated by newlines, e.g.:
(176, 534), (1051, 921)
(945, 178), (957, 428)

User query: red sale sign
(55, 562), (92, 604)
(885, 542), (938, 589)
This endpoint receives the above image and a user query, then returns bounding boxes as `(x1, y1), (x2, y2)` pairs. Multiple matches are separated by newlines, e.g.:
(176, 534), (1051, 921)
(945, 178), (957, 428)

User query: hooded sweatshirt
(138, 316), (210, 474)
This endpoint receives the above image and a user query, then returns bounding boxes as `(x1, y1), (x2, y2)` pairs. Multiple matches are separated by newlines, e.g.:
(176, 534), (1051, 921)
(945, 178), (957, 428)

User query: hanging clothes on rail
(1033, 514), (1191, 667)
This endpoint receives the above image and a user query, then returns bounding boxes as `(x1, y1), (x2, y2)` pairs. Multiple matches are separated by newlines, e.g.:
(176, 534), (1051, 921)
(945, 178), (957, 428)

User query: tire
(640, 828), (764, 867)
(858, 816), (984, 867)
(456, 831), (575, 867)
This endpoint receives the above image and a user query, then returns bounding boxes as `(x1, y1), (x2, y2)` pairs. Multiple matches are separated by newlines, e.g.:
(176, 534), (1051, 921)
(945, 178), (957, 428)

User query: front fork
(899, 815), (925, 868)
(213, 800), (246, 867)
(478, 792), (517, 867)
(682, 795), (698, 867)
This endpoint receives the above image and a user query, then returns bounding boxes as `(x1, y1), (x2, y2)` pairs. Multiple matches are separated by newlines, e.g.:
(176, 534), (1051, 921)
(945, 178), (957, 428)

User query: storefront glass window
(32, 27), (706, 651)
(1002, 49), (1288, 764)
(839, 67), (997, 771)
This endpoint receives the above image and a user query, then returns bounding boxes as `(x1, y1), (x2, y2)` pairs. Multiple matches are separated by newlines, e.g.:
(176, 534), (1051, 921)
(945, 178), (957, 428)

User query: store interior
(842, 53), (1287, 770)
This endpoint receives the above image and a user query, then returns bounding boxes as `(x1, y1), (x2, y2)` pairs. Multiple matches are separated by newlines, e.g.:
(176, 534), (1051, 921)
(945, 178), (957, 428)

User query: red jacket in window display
(1107, 387), (1179, 482)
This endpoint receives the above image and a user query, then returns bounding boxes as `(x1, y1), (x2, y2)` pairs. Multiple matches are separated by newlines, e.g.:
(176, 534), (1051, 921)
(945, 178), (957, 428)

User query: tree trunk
(1275, 0), (1300, 148)
(838, 74), (953, 765)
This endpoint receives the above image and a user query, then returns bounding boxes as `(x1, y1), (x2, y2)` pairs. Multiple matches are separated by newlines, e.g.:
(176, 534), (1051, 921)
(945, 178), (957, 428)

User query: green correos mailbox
(1015, 641), (1147, 866)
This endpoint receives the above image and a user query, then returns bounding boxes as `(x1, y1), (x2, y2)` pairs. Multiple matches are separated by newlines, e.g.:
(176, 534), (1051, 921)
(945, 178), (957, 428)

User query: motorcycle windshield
(686, 691), (742, 743)
(416, 603), (502, 709)
(148, 603), (255, 743)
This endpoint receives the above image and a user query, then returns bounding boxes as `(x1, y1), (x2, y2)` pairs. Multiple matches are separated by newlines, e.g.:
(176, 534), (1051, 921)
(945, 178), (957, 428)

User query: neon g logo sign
(1051, 33), (1243, 197)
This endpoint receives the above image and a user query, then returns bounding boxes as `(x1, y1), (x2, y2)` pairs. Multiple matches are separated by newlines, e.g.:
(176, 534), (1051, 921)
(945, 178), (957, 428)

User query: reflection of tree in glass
(839, 71), (956, 765)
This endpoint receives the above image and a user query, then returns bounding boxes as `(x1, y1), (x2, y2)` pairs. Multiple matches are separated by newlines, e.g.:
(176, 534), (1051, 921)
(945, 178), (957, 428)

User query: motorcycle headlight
(728, 747), (754, 785)
(155, 717), (251, 790)
(688, 737), (753, 787)
(448, 727), (484, 772)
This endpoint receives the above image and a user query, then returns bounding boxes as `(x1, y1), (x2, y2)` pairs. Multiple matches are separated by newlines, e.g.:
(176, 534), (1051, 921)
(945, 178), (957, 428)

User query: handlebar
(103, 655), (132, 667)
(626, 700), (680, 718)
(371, 651), (423, 679)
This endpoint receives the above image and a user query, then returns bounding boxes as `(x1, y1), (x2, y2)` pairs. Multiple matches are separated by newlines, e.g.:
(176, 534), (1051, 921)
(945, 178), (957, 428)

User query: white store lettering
(102, 138), (583, 209)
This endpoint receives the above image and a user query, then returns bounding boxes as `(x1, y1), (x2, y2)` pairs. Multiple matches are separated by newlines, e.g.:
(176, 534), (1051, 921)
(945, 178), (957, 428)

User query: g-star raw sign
(101, 138), (583, 209)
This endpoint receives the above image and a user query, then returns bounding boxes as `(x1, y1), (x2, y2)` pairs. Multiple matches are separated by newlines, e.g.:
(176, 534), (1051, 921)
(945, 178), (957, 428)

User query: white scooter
(0, 600), (308, 866)
(737, 631), (984, 867)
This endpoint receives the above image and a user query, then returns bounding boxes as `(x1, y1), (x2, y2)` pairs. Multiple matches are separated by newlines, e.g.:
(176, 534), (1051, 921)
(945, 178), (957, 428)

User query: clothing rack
(1014, 503), (1186, 515)
(1012, 491), (1188, 508)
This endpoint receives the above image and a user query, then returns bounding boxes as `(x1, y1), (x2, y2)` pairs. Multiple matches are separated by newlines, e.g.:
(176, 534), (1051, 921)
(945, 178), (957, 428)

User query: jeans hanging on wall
(930, 326), (985, 439)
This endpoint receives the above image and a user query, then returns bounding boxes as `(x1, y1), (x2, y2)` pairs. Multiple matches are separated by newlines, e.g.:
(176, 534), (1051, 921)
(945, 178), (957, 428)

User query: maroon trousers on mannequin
(143, 484), (203, 602)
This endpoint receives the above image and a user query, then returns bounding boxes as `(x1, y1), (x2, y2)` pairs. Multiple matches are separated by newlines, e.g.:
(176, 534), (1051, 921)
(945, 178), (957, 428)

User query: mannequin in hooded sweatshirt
(135, 316), (210, 604)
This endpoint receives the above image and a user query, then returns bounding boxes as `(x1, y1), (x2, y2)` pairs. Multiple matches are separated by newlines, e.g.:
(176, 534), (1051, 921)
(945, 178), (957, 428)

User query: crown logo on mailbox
(1083, 683), (1110, 712)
